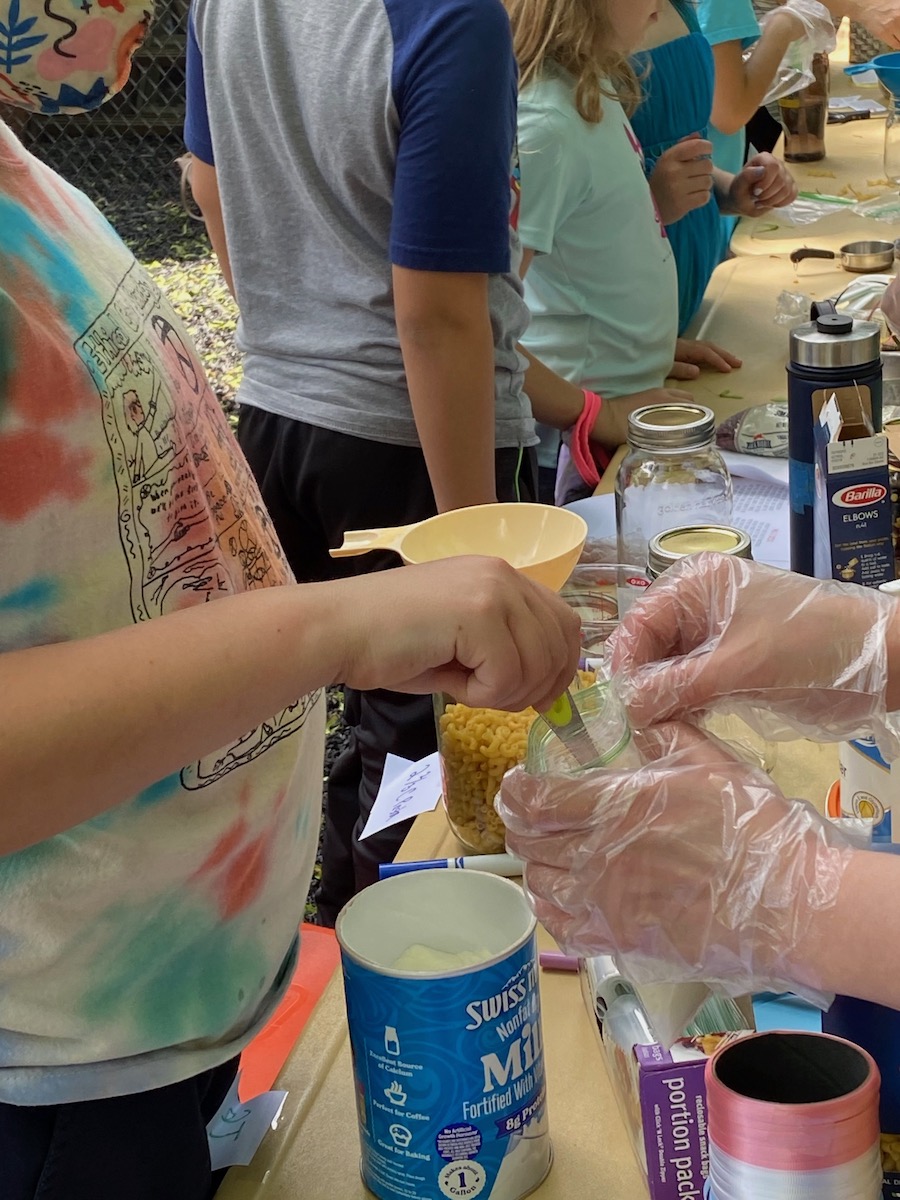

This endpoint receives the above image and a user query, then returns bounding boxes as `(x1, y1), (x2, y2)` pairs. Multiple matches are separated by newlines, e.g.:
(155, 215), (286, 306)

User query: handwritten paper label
(359, 752), (442, 840)
(206, 1071), (288, 1171)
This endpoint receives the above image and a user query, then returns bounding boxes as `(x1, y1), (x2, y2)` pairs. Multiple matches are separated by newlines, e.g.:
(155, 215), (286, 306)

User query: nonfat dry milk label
(342, 934), (550, 1200)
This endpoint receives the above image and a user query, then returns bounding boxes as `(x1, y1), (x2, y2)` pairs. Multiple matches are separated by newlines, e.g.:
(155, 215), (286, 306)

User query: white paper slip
(829, 94), (887, 115)
(563, 493), (617, 540)
(360, 752), (443, 840)
(732, 478), (790, 571)
(721, 450), (789, 487)
(207, 1072), (288, 1172)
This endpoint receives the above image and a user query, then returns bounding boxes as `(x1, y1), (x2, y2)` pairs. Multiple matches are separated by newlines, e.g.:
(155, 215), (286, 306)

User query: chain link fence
(11, 0), (201, 263)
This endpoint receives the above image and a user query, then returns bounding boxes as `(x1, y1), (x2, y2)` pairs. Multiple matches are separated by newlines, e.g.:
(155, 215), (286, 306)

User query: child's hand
(724, 153), (798, 217)
(648, 135), (714, 226)
(330, 557), (581, 713)
(670, 337), (742, 380)
(589, 386), (695, 449)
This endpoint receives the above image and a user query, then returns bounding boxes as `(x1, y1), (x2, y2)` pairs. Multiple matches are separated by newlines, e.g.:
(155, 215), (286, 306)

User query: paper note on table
(721, 450), (789, 488)
(829, 94), (886, 115)
(359, 751), (442, 840)
(732, 478), (790, 571)
(207, 1072), (288, 1171)
(563, 493), (617, 540)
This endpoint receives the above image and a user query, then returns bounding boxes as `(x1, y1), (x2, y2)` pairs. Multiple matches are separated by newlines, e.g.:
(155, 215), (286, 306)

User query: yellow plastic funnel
(330, 502), (587, 592)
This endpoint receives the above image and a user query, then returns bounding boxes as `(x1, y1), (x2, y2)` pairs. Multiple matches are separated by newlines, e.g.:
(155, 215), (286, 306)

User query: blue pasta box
(813, 390), (895, 588)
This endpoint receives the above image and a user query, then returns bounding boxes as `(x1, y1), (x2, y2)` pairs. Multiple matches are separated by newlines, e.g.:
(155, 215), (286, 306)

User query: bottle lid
(626, 403), (716, 451)
(790, 315), (881, 370)
(646, 525), (753, 580)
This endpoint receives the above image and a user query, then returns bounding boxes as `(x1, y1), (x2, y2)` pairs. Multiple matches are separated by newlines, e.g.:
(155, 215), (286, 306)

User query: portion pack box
(600, 1032), (751, 1200)
(813, 389), (895, 588)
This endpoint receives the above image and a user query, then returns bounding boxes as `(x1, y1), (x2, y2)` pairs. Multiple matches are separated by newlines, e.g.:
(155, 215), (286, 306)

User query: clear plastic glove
(498, 722), (856, 1000)
(608, 553), (900, 759)
(761, 0), (836, 51)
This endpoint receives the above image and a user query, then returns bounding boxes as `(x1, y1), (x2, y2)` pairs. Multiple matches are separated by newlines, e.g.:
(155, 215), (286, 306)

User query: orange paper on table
(239, 922), (341, 1100)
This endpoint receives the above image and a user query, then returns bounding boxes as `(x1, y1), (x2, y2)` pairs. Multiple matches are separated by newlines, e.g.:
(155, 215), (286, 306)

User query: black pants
(0, 1057), (239, 1200)
(237, 409), (537, 925)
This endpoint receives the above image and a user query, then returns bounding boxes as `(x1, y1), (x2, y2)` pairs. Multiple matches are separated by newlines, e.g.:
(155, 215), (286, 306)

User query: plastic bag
(851, 192), (900, 224)
(771, 192), (856, 226)
(757, 0), (837, 105)
(774, 288), (813, 327)
(717, 402), (788, 457)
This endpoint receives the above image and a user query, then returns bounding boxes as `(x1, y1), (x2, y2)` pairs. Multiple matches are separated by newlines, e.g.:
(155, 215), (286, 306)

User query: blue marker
(379, 853), (524, 880)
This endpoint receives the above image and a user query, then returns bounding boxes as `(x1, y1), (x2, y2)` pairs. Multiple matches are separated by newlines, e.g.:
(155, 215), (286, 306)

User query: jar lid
(626, 403), (716, 451)
(647, 524), (753, 579)
(790, 315), (881, 370)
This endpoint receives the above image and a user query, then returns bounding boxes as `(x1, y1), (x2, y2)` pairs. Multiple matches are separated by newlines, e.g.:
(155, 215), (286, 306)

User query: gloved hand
(498, 722), (856, 999)
(608, 553), (900, 759)
(761, 0), (837, 51)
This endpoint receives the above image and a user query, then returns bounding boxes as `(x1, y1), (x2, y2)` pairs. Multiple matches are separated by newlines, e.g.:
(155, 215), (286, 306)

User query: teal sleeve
(695, 0), (760, 48)
(517, 93), (589, 257)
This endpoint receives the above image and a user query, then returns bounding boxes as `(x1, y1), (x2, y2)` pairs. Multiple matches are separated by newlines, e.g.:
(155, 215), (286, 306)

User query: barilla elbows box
(813, 390), (895, 587)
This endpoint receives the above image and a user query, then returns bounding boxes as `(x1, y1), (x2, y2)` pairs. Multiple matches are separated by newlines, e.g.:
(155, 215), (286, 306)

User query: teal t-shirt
(518, 72), (677, 466)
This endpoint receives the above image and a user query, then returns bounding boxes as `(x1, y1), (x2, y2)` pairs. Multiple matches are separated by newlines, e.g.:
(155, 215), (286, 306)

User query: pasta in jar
(435, 671), (595, 853)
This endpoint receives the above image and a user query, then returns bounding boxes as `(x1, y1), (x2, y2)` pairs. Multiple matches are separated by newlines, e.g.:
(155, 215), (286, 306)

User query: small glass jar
(436, 670), (596, 852)
(615, 403), (733, 575)
(559, 562), (651, 660)
(525, 680), (642, 775)
(886, 95), (900, 186)
(646, 524), (752, 580)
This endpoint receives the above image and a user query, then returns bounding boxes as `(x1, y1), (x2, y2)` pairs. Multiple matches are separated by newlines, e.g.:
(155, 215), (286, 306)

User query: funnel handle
(844, 61), (876, 76)
(329, 524), (414, 559)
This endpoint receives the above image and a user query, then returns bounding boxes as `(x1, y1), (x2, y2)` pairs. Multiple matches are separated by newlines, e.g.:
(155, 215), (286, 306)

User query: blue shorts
(1, 1056), (239, 1200)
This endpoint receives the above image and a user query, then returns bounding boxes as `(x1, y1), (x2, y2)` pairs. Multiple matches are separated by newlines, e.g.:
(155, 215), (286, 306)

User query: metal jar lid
(647, 524), (753, 580)
(789, 313), (881, 370)
(626, 403), (716, 452)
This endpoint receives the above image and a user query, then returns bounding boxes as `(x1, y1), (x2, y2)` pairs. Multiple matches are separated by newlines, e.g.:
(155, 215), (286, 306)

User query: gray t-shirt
(186, 0), (536, 450)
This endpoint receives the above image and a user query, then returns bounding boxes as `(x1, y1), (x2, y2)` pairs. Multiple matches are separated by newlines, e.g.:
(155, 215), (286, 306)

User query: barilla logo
(833, 484), (887, 508)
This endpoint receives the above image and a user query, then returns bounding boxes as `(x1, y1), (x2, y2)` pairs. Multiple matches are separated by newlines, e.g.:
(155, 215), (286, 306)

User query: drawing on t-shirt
(74, 263), (313, 788)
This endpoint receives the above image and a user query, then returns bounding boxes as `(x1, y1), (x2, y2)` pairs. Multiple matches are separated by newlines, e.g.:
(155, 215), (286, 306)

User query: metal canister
(787, 305), (882, 576)
(646, 524), (753, 581)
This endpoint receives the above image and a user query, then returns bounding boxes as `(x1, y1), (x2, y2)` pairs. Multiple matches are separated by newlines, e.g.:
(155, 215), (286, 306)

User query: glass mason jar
(436, 671), (596, 852)
(778, 52), (829, 164)
(615, 403), (733, 575)
(886, 95), (900, 186)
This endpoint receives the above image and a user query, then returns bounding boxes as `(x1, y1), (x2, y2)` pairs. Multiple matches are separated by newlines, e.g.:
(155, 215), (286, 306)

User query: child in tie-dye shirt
(0, 5), (580, 1197)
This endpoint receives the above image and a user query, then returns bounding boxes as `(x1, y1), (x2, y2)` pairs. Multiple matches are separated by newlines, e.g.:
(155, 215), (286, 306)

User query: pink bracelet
(569, 390), (608, 489)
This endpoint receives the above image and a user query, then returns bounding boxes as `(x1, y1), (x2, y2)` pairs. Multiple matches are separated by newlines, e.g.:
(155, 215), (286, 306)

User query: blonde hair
(503, 0), (643, 123)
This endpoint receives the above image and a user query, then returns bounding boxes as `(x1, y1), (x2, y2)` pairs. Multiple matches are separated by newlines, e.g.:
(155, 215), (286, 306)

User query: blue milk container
(336, 869), (552, 1200)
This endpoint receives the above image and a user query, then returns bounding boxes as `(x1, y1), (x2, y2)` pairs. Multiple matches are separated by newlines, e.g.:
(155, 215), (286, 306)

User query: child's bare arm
(189, 156), (236, 298)
(0, 559), (579, 856)
(393, 267), (497, 512)
(710, 10), (803, 134)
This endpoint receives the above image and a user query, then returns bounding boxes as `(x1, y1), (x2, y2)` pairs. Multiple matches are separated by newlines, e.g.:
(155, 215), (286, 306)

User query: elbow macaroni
(438, 671), (595, 853)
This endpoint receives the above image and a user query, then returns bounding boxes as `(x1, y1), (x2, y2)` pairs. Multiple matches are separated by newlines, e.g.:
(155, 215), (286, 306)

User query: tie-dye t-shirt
(0, 120), (325, 1105)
